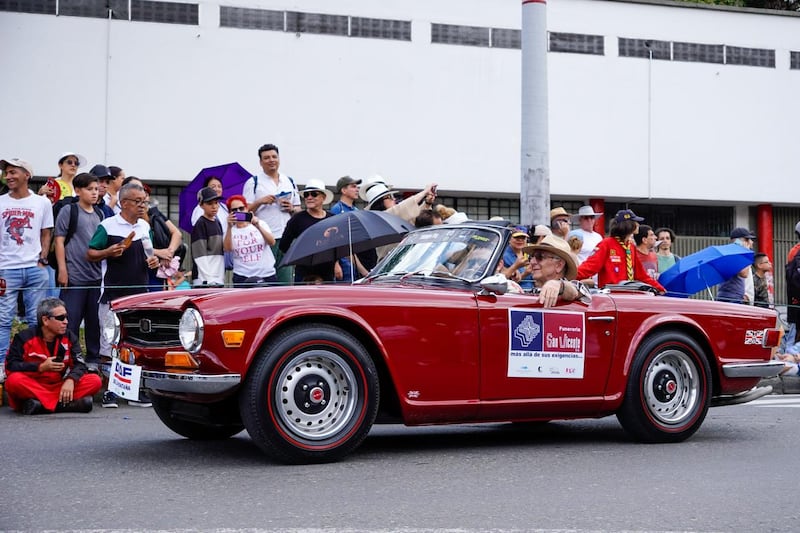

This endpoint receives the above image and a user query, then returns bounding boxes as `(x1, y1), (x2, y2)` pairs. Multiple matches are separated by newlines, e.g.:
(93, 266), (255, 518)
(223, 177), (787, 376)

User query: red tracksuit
(577, 236), (666, 293)
(4, 327), (101, 412)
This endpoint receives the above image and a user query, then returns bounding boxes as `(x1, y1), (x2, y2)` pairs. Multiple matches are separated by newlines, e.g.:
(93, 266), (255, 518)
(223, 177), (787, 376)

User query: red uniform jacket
(577, 236), (665, 292)
(5, 327), (88, 384)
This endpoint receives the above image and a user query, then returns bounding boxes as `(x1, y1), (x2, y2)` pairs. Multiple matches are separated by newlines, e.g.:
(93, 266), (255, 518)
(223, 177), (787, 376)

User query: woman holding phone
(224, 195), (278, 288)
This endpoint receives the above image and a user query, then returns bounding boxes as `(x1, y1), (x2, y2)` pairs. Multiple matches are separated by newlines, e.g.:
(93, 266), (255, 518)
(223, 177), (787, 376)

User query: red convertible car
(105, 223), (784, 463)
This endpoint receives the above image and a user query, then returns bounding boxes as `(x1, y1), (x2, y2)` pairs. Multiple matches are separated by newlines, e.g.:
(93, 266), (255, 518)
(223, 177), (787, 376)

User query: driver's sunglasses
(531, 251), (560, 262)
(303, 191), (322, 199)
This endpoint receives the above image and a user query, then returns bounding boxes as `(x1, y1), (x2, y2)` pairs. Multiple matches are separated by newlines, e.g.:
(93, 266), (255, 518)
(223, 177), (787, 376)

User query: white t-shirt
(242, 172), (300, 239)
(576, 228), (603, 263)
(0, 191), (54, 268)
(229, 220), (276, 278)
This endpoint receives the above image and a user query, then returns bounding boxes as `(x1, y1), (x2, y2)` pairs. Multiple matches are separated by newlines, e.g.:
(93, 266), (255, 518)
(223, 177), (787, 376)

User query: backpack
(149, 207), (172, 249)
(48, 199), (105, 274)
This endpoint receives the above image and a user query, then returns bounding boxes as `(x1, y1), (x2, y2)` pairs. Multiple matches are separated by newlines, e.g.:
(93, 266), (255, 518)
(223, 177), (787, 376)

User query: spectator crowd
(2, 144), (799, 413)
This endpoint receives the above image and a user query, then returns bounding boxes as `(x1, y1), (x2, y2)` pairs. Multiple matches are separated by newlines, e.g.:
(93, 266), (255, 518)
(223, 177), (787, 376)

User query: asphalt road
(2, 395), (798, 532)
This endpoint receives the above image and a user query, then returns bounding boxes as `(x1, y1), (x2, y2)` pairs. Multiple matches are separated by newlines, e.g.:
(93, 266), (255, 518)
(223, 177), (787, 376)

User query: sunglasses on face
(531, 251), (561, 262)
(48, 313), (68, 321)
(303, 191), (322, 199)
(63, 159), (79, 166)
(231, 206), (247, 212)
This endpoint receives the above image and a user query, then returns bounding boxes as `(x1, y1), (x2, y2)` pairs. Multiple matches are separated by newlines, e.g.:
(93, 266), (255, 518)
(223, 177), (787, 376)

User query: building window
(792, 51), (800, 70)
(0, 0), (55, 14)
(549, 32), (604, 55)
(618, 38), (670, 60)
(431, 23), (490, 48)
(131, 0), (198, 25)
(350, 16), (411, 41)
(286, 11), (348, 36)
(220, 6), (284, 31)
(673, 41), (724, 64)
(491, 28), (521, 50)
(726, 45), (775, 68)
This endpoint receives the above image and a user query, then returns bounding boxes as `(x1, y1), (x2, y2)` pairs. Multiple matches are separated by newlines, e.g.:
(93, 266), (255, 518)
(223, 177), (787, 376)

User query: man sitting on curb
(4, 297), (102, 414)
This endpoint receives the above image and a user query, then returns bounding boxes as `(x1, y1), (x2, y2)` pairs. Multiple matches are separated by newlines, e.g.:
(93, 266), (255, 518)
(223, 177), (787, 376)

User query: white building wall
(1, 0), (799, 206)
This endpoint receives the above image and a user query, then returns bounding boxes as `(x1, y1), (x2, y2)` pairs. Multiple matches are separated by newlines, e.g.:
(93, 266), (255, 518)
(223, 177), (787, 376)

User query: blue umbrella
(178, 162), (253, 233)
(659, 243), (754, 298)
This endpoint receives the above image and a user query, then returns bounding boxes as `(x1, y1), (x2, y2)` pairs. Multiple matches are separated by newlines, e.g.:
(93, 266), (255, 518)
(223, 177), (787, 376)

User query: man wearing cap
(0, 158), (54, 383)
(243, 144), (301, 285)
(717, 227), (756, 304)
(279, 179), (341, 283)
(549, 207), (572, 239)
(571, 205), (603, 263)
(330, 175), (366, 282)
(577, 209), (665, 293)
(89, 164), (116, 218)
(522, 235), (590, 308)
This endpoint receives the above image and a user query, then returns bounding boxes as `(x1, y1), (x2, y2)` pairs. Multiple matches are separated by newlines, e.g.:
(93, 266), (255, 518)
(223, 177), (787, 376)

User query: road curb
(760, 375), (800, 395)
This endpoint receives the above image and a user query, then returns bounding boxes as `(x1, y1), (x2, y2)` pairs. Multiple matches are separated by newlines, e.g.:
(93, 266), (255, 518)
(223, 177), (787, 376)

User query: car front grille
(120, 310), (182, 347)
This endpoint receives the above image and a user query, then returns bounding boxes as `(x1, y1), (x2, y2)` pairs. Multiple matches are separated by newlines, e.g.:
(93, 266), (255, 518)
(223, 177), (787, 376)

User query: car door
(477, 290), (617, 406)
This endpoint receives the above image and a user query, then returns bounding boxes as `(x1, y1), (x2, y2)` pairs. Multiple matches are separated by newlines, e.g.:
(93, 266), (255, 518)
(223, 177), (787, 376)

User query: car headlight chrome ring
(179, 308), (204, 353)
(102, 311), (121, 345)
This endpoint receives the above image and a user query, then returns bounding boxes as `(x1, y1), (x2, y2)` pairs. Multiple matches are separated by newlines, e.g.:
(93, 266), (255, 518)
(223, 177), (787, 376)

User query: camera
(234, 211), (253, 223)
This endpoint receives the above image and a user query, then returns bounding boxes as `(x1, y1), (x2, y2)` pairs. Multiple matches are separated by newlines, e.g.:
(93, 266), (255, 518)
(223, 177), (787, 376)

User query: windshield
(372, 226), (503, 282)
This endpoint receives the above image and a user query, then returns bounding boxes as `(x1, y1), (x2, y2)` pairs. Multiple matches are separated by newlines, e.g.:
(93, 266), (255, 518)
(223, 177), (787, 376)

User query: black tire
(616, 331), (711, 443)
(239, 323), (379, 464)
(151, 396), (244, 441)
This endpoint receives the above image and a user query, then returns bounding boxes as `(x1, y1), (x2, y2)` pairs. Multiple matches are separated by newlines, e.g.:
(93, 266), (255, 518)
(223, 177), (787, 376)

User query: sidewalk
(760, 375), (800, 394)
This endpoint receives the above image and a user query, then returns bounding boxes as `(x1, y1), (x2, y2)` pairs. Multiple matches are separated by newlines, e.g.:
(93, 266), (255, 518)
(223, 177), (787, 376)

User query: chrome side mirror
(479, 274), (509, 295)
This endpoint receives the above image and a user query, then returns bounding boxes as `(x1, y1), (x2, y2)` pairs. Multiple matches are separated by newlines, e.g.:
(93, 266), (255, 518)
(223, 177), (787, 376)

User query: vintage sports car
(105, 223), (784, 464)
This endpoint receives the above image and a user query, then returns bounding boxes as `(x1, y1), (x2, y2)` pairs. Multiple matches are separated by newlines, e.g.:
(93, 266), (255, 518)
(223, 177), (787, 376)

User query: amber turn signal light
(165, 351), (199, 369)
(222, 330), (245, 348)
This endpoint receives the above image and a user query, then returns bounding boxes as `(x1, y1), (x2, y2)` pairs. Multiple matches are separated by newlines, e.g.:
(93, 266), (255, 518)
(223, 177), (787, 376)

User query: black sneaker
(101, 391), (119, 408)
(22, 398), (45, 415)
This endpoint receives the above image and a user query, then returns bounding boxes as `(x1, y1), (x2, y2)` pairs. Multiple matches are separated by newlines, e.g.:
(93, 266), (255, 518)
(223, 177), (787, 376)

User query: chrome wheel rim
(643, 348), (700, 426)
(274, 349), (359, 441)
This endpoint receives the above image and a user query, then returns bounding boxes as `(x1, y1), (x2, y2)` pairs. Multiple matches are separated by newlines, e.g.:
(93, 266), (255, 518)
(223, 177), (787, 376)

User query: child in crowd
(190, 186), (225, 286)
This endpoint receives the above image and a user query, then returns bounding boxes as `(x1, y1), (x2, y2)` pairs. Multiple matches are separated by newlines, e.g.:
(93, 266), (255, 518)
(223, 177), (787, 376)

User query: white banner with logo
(107, 358), (143, 401)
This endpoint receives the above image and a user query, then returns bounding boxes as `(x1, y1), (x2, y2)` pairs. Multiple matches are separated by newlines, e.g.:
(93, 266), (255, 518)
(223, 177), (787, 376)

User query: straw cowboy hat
(302, 178), (334, 205)
(523, 234), (578, 280)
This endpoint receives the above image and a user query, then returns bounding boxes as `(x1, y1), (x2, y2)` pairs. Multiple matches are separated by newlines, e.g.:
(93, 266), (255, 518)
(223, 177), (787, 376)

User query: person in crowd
(717, 227), (756, 304)
(4, 297), (102, 414)
(633, 224), (659, 280)
(330, 175), (366, 282)
(190, 175), (229, 233)
(0, 158), (53, 384)
(571, 205), (603, 263)
(500, 226), (534, 290)
(105, 165), (125, 213)
(655, 227), (680, 274)
(53, 151), (85, 199)
(752, 252), (771, 309)
(168, 269), (192, 290)
(414, 209), (444, 227)
(549, 207), (572, 239)
(576, 209), (665, 293)
(224, 194), (277, 287)
(89, 164), (116, 218)
(279, 179), (342, 283)
(191, 186), (225, 287)
(529, 224), (552, 245)
(784, 221), (800, 357)
(522, 235), (590, 307)
(53, 172), (104, 372)
(566, 229), (584, 265)
(244, 143), (301, 285)
(88, 182), (159, 407)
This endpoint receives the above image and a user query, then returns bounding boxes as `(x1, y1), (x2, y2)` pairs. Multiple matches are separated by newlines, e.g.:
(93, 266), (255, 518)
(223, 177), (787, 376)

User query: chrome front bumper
(142, 370), (241, 394)
(721, 360), (785, 379)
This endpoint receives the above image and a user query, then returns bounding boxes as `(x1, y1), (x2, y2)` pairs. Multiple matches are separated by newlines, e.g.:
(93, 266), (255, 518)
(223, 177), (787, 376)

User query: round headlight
(102, 311), (120, 345)
(179, 308), (204, 353)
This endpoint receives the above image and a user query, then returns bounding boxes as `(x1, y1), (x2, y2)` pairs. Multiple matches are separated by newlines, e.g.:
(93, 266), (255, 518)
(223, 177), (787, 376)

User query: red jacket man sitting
(5, 297), (102, 414)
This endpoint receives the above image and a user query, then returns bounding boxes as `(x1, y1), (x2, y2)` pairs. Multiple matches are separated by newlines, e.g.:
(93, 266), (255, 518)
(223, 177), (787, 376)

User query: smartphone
(234, 211), (253, 223)
(53, 350), (65, 363)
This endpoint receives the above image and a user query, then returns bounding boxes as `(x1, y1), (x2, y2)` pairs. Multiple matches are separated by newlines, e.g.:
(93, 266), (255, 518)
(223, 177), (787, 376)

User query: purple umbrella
(178, 162), (254, 233)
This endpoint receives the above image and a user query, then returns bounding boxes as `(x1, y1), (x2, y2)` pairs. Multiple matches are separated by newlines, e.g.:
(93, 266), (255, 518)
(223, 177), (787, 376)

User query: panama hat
(523, 234), (578, 280)
(364, 182), (399, 209)
(571, 205), (603, 220)
(302, 179), (334, 205)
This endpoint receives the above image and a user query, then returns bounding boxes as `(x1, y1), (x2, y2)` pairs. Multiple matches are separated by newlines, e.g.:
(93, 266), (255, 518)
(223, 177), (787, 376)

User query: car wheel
(616, 331), (711, 443)
(240, 323), (379, 464)
(151, 396), (245, 440)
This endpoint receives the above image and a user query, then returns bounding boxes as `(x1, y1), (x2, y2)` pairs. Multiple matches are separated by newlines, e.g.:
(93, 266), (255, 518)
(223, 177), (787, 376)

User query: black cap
(89, 164), (111, 179)
(730, 227), (756, 239)
(198, 186), (222, 204)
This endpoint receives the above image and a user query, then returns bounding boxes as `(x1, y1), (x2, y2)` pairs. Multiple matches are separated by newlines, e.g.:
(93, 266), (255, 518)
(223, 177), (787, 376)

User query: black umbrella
(279, 210), (415, 271)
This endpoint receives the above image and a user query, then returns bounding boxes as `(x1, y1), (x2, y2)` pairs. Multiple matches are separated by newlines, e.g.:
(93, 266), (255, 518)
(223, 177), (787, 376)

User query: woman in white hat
(361, 180), (437, 225)
(278, 179), (342, 283)
(54, 152), (87, 199)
